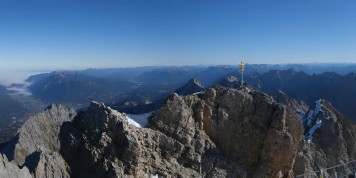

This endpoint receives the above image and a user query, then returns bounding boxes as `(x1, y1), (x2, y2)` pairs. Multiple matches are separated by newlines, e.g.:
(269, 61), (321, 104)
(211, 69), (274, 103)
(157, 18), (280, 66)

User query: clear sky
(1, 0), (356, 71)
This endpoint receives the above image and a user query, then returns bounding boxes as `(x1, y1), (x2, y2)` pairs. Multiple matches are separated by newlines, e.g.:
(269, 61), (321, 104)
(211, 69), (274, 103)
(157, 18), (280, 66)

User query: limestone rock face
(13, 104), (76, 165)
(59, 102), (206, 178)
(0, 154), (32, 178)
(151, 86), (304, 178)
(23, 150), (70, 178)
(0, 104), (75, 178)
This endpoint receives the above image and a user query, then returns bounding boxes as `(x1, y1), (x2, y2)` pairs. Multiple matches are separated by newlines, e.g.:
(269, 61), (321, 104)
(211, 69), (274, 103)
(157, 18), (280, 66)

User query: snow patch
(306, 119), (322, 142)
(125, 112), (153, 128)
(192, 91), (205, 95)
(303, 100), (323, 127)
(303, 99), (324, 143)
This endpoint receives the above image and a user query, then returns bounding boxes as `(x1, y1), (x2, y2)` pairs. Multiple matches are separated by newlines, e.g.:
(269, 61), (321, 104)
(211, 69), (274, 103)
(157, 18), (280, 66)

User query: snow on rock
(306, 119), (322, 142)
(302, 99), (325, 143)
(125, 112), (153, 127)
(192, 91), (205, 95)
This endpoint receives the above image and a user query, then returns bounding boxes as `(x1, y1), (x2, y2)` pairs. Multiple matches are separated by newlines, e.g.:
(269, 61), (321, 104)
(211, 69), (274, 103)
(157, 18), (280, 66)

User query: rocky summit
(0, 86), (355, 178)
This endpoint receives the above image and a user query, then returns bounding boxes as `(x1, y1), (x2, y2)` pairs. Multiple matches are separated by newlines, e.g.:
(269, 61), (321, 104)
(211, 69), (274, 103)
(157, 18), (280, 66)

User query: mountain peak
(175, 78), (205, 96)
(216, 75), (241, 88)
(188, 78), (204, 87)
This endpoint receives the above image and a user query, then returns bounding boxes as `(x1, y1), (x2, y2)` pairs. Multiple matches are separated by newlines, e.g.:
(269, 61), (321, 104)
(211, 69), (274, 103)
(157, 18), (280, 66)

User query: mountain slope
(28, 72), (133, 105)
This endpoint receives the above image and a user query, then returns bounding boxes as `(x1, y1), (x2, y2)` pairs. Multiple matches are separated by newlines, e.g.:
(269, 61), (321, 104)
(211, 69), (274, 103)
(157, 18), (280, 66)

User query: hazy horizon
(2, 62), (356, 86)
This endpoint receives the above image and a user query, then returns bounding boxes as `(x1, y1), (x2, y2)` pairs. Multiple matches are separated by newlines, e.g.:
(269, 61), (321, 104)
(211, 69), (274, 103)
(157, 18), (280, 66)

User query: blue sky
(1, 0), (356, 70)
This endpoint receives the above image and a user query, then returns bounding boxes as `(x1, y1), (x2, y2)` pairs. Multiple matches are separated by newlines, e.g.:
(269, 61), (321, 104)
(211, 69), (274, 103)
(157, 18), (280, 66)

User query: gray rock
(60, 101), (204, 178)
(13, 104), (76, 165)
(0, 153), (32, 178)
(0, 104), (75, 178)
(151, 86), (304, 177)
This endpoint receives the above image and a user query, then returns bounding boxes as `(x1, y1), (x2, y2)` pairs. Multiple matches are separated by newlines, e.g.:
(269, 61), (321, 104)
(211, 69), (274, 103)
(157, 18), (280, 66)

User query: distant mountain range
(244, 69), (356, 122)
(24, 64), (356, 120)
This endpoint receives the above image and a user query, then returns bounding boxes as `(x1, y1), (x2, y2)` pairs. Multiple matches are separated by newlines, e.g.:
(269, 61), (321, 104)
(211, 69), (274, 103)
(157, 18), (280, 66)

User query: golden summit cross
(239, 61), (245, 87)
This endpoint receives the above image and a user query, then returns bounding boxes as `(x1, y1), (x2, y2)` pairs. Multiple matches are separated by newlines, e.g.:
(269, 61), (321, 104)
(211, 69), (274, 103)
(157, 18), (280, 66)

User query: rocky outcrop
(59, 101), (206, 178)
(0, 104), (75, 178)
(151, 86), (304, 177)
(12, 104), (76, 165)
(175, 78), (205, 96)
(294, 100), (356, 178)
(0, 154), (32, 178)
